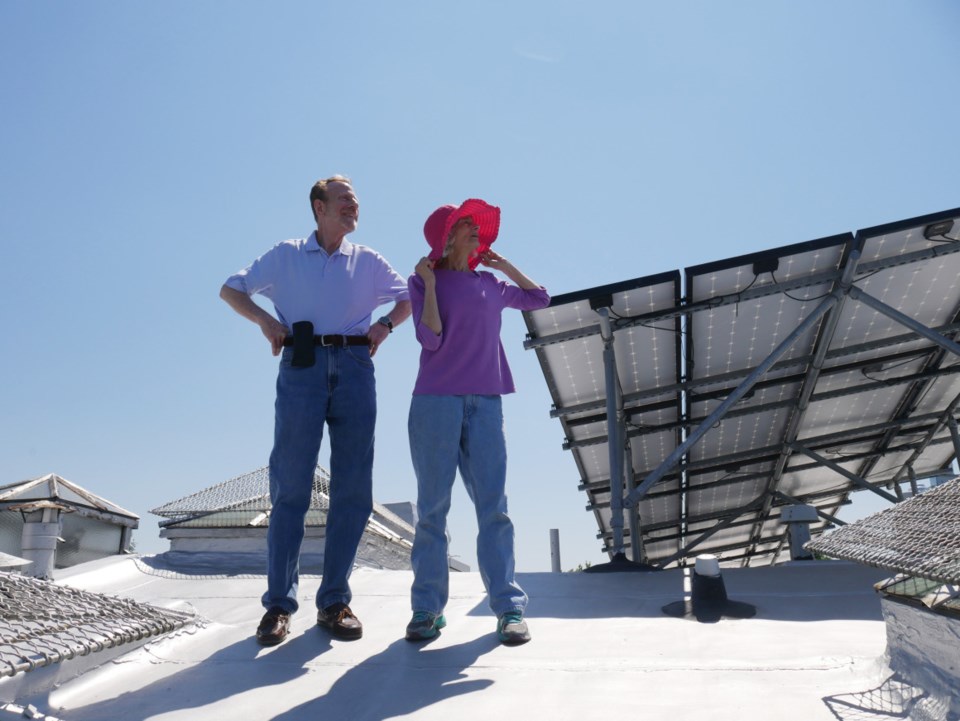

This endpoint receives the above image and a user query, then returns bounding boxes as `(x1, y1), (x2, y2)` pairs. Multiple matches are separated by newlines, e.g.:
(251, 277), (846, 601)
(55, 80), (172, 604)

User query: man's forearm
(221, 284), (290, 355)
(385, 299), (413, 328)
(220, 285), (275, 327)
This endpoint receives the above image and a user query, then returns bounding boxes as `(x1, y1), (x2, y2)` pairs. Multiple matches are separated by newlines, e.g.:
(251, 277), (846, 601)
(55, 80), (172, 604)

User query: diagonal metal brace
(847, 286), (960, 360)
(789, 442), (899, 503)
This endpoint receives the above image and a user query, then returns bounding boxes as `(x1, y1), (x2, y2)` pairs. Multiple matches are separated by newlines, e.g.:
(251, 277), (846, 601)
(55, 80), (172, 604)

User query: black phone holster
(291, 321), (316, 368)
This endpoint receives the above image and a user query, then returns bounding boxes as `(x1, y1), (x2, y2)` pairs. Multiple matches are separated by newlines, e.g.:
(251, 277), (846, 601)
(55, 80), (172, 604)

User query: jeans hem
(317, 596), (350, 611)
(263, 600), (298, 615)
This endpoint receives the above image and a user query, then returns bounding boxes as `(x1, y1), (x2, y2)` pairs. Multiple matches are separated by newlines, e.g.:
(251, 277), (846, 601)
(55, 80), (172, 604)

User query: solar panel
(524, 207), (960, 568)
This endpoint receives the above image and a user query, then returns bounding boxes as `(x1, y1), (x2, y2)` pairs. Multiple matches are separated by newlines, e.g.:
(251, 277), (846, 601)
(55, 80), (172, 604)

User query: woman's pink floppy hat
(423, 198), (501, 270)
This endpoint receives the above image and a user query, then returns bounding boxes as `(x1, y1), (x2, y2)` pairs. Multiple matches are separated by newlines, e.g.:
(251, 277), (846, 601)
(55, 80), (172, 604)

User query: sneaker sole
(497, 618), (531, 645)
(498, 632), (531, 645)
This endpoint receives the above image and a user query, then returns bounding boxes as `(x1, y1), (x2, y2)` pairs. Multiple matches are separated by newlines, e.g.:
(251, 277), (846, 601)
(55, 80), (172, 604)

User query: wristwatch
(377, 316), (393, 333)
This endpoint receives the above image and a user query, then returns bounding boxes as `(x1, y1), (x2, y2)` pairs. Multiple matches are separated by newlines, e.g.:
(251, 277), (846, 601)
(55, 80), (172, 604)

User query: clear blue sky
(2, 1), (958, 571)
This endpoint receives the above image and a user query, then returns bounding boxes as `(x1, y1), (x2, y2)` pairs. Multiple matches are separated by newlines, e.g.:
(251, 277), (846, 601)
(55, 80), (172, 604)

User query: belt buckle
(320, 335), (342, 347)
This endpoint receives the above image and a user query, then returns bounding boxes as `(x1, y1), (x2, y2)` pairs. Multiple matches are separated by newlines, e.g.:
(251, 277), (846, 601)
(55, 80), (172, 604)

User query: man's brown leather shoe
(317, 602), (363, 640)
(256, 607), (291, 646)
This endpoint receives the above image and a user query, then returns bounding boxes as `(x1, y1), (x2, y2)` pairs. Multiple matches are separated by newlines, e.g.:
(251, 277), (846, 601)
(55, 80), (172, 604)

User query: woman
(405, 198), (550, 645)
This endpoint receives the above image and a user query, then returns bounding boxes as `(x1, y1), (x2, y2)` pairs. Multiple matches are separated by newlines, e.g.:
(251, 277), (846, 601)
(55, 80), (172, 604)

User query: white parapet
(881, 596), (960, 718)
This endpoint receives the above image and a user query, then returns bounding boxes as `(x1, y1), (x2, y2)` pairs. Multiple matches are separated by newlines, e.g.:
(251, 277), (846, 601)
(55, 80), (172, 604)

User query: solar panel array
(524, 207), (960, 568)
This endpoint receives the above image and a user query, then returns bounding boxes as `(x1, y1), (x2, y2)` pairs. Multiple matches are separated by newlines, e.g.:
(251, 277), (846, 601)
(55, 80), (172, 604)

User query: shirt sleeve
(490, 273), (551, 311)
(223, 244), (280, 296)
(408, 274), (443, 351)
(374, 254), (411, 304)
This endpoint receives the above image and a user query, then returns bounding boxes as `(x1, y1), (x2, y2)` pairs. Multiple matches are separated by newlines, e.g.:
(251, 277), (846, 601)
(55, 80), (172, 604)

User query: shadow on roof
(271, 637), (500, 721)
(62, 631), (501, 721)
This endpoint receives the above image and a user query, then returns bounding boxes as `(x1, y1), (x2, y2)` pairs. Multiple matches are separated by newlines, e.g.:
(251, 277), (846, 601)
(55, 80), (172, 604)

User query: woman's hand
(478, 248), (512, 272)
(415, 256), (442, 335)
(415, 256), (436, 285)
(479, 248), (541, 290)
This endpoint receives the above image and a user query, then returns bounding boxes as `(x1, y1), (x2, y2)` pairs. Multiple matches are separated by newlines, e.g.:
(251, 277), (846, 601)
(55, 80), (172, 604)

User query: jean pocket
(344, 345), (375, 369)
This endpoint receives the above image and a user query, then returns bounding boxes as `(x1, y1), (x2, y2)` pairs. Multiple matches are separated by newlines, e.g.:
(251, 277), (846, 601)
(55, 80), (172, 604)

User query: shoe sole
(317, 620), (363, 640)
(405, 615), (447, 642)
(256, 633), (287, 647)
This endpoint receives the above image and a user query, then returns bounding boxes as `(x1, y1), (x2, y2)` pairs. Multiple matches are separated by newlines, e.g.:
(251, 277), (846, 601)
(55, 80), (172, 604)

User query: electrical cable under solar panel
(853, 268), (887, 283)
(859, 356), (937, 385)
(607, 307), (683, 334)
(771, 271), (832, 301)
(730, 273), (763, 317)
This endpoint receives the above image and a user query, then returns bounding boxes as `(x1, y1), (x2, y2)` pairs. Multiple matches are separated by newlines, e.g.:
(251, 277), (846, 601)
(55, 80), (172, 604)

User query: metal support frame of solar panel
(524, 207), (960, 569)
(645, 209), (960, 566)
(522, 272), (682, 564)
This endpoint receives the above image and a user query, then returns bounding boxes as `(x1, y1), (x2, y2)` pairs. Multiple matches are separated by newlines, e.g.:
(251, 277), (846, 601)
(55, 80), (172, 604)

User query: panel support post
(906, 465), (919, 498)
(597, 307), (627, 557)
(893, 477), (905, 501)
(627, 444), (643, 562)
(947, 416), (960, 462)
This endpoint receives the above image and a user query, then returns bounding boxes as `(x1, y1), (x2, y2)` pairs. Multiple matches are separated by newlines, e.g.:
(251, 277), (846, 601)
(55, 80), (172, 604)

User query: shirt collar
(308, 231), (354, 257)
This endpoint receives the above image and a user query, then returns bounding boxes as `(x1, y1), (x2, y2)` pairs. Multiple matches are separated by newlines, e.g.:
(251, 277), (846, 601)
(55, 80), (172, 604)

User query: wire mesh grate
(807, 477), (960, 585)
(151, 466), (331, 526)
(0, 571), (195, 678)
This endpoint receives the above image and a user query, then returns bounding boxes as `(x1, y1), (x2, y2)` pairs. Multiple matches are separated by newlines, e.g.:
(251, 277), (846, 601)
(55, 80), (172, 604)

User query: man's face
(316, 181), (359, 235)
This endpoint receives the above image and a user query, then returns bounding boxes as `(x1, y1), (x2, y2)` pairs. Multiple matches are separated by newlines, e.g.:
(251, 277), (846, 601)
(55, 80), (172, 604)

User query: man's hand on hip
(259, 317), (289, 356)
(367, 322), (390, 357)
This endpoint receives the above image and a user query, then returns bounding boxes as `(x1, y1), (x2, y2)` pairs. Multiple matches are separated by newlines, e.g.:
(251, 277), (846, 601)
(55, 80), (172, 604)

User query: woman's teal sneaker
(497, 611), (531, 645)
(405, 611), (447, 641)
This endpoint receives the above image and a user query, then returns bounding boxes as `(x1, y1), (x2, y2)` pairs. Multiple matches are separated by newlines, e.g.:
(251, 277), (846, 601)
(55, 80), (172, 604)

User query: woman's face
(447, 215), (480, 255)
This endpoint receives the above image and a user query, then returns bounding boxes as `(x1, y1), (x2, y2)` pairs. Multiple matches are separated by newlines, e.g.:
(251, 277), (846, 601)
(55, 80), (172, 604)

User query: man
(220, 175), (411, 645)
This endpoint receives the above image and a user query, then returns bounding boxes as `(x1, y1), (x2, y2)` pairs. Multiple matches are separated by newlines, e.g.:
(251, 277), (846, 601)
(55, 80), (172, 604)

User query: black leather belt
(282, 334), (370, 348)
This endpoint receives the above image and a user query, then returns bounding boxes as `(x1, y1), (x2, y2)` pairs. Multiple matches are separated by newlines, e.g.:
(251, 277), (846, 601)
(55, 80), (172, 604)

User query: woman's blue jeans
(408, 394), (527, 618)
(263, 345), (375, 614)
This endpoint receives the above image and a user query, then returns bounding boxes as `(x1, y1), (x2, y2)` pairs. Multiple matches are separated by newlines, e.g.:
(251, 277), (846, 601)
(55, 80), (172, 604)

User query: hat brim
(431, 199), (501, 270)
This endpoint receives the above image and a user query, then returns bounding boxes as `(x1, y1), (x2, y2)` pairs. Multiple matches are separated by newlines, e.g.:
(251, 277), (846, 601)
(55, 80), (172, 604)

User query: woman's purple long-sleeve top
(409, 269), (550, 396)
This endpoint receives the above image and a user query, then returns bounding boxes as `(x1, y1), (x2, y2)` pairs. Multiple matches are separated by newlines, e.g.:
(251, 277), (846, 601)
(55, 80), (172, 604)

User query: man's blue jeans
(408, 394), (527, 617)
(263, 345), (375, 614)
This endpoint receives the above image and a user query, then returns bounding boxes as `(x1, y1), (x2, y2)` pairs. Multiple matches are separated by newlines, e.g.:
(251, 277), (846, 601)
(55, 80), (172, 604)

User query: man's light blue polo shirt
(224, 232), (409, 335)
